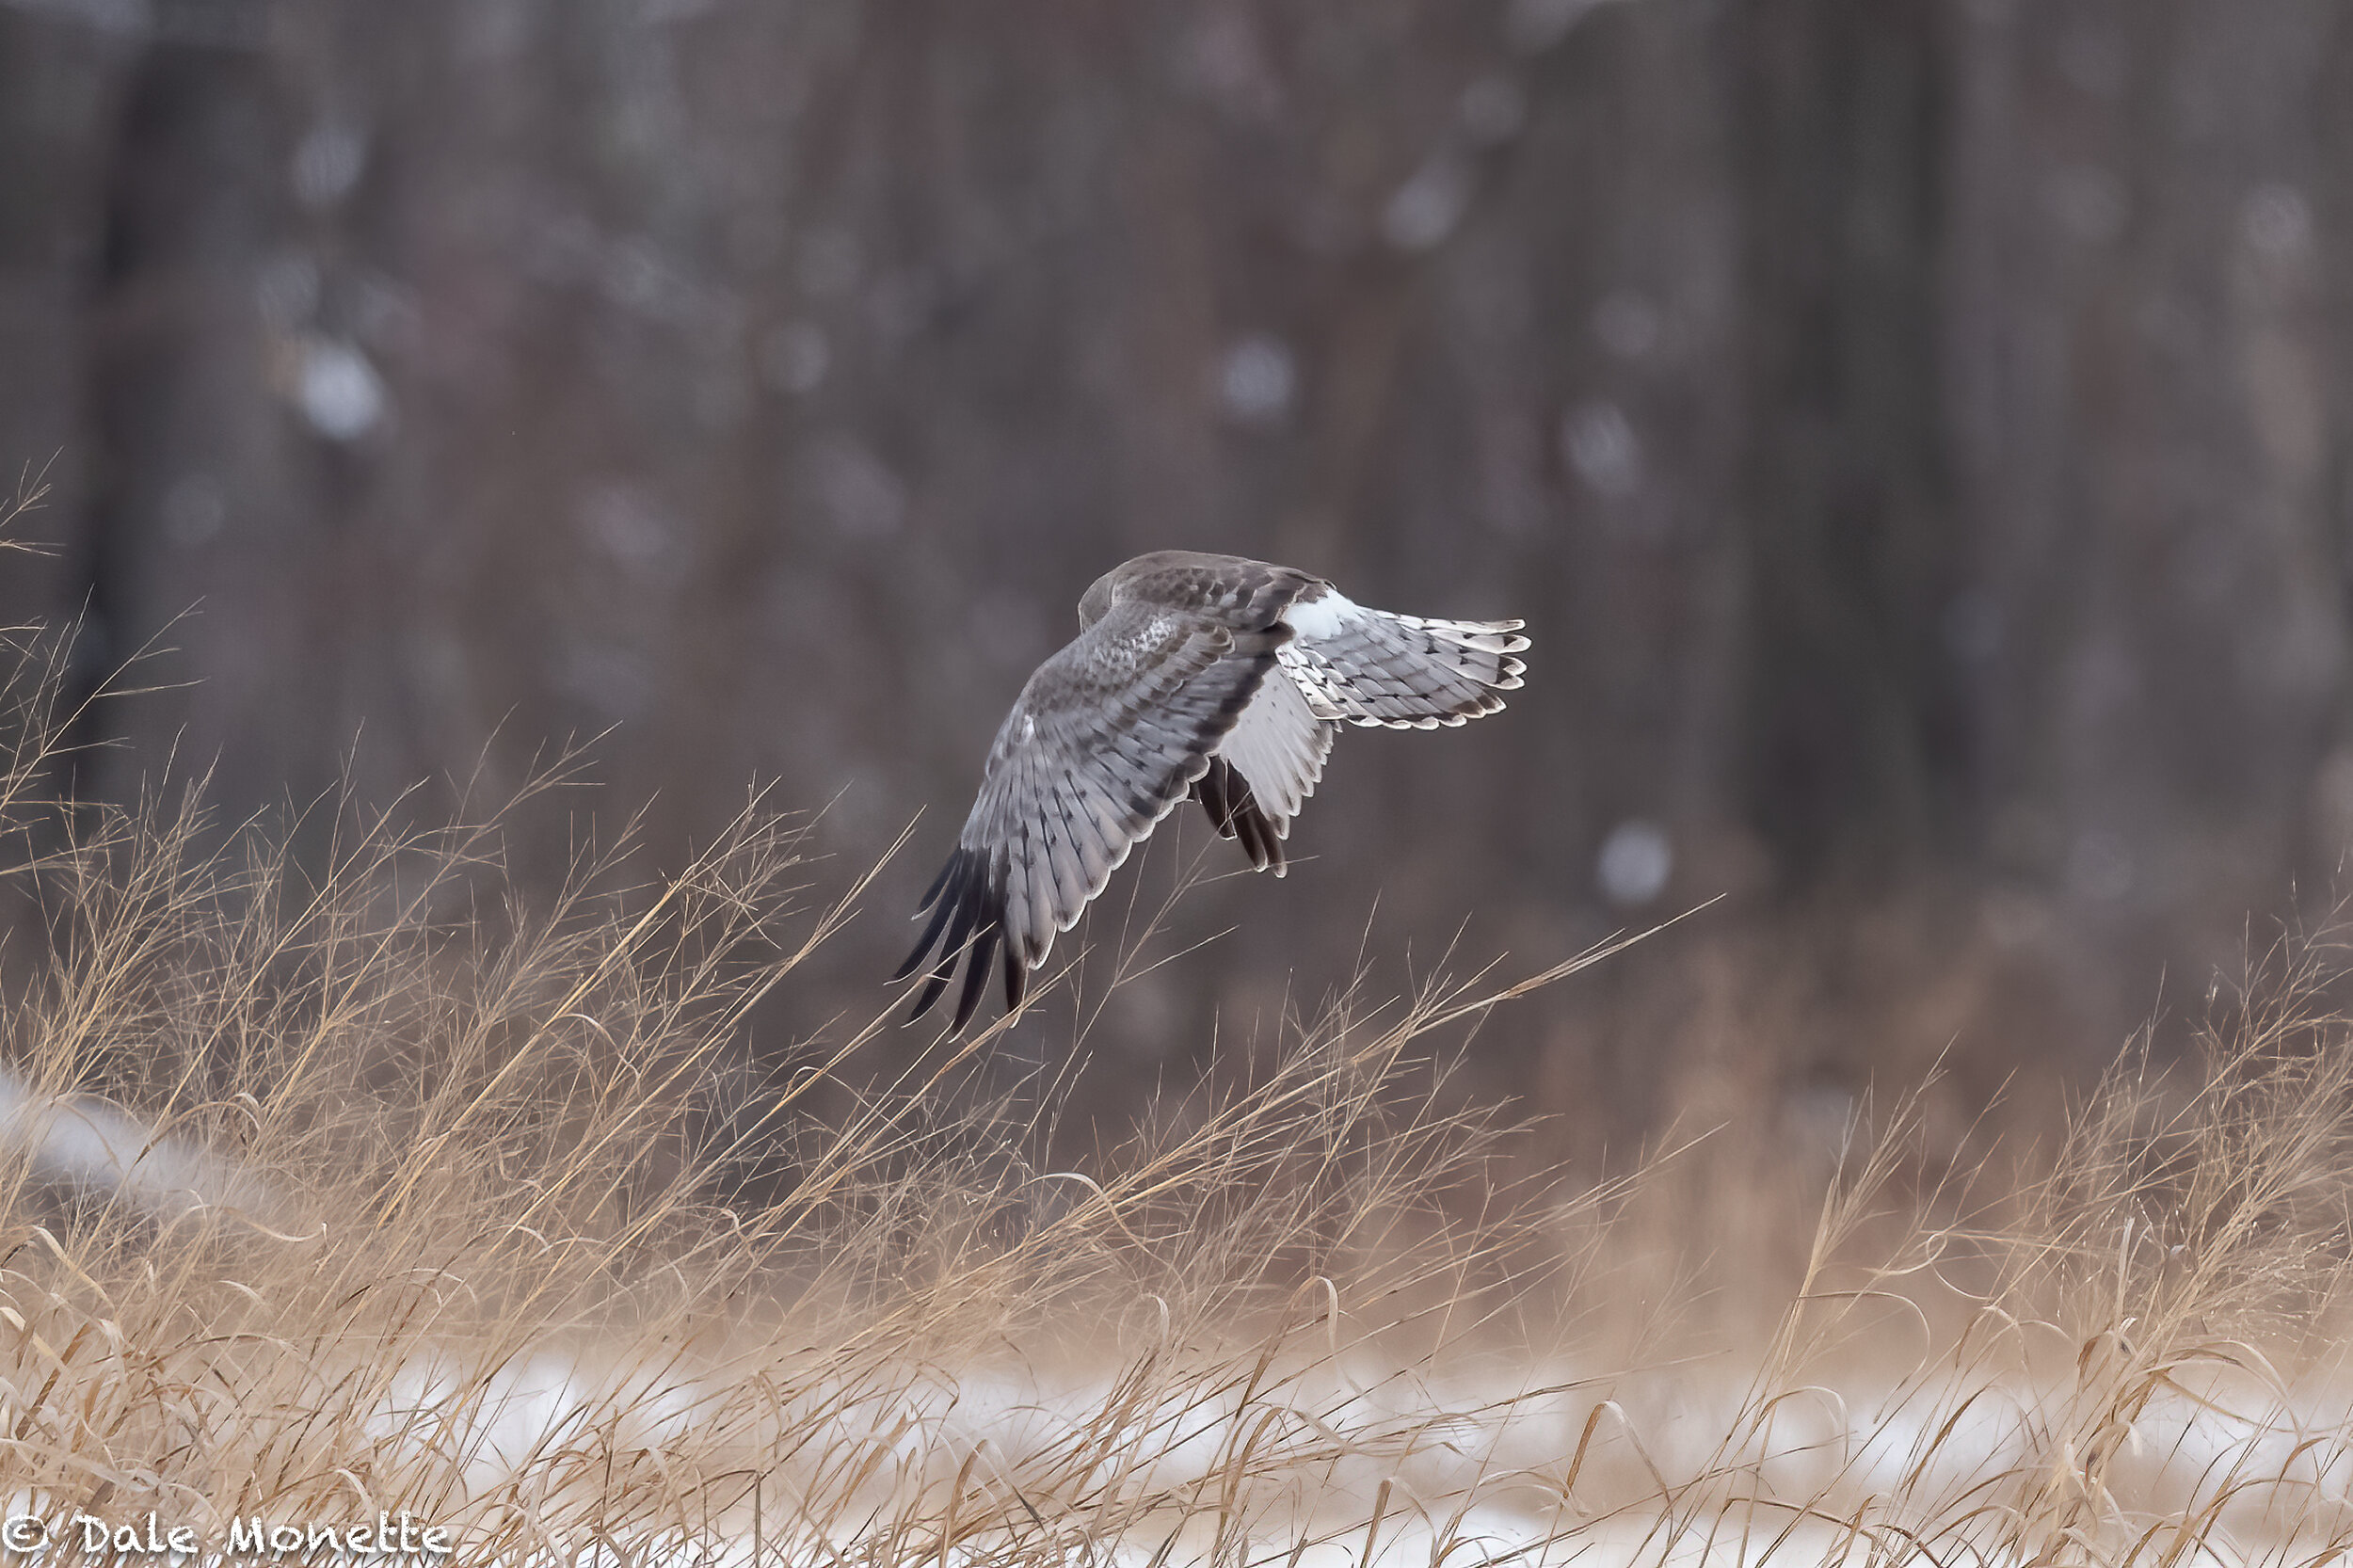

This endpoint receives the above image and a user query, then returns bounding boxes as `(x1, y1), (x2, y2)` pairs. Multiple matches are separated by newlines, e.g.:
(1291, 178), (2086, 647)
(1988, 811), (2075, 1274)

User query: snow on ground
(359, 1349), (2353, 1564)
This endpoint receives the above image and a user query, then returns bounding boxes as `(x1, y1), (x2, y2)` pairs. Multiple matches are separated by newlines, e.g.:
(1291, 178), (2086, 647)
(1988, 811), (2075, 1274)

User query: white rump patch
(1282, 588), (1359, 644)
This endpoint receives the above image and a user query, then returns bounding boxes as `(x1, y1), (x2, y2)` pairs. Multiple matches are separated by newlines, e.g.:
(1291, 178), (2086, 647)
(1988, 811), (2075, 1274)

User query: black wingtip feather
(917, 852), (957, 914)
(904, 855), (983, 1018)
(952, 922), (1000, 1032)
(1003, 940), (1027, 1016)
(904, 968), (950, 1024)
(893, 850), (968, 981)
(899, 849), (1016, 1034)
(905, 933), (960, 1023)
(904, 889), (969, 1026)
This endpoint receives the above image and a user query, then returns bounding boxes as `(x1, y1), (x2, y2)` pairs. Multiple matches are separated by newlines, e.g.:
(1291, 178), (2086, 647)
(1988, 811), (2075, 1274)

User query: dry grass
(3, 484), (2351, 1565)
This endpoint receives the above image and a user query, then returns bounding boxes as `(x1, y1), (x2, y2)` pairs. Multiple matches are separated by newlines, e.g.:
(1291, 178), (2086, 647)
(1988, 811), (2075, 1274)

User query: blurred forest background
(2, 0), (2350, 1168)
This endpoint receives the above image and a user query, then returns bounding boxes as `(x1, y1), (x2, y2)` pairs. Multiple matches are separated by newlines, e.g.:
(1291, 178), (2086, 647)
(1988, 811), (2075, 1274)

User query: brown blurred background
(2, 0), (2349, 1163)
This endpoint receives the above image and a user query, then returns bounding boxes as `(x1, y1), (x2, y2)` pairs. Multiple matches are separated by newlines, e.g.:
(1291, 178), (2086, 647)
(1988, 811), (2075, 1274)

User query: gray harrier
(896, 551), (1529, 1031)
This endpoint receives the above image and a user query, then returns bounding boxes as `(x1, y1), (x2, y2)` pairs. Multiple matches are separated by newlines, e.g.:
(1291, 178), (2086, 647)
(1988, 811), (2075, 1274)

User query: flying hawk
(895, 551), (1529, 1031)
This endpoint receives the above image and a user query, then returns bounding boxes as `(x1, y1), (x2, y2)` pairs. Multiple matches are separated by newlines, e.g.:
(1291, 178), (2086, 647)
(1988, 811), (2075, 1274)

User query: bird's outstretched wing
(895, 599), (1289, 1031)
(1278, 589), (1529, 728)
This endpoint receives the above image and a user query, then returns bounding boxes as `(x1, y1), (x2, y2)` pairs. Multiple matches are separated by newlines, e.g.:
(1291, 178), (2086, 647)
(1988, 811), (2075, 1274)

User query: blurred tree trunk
(80, 32), (346, 818)
(0, 11), (121, 619)
(1941, 0), (2351, 1044)
(1735, 0), (1955, 882)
